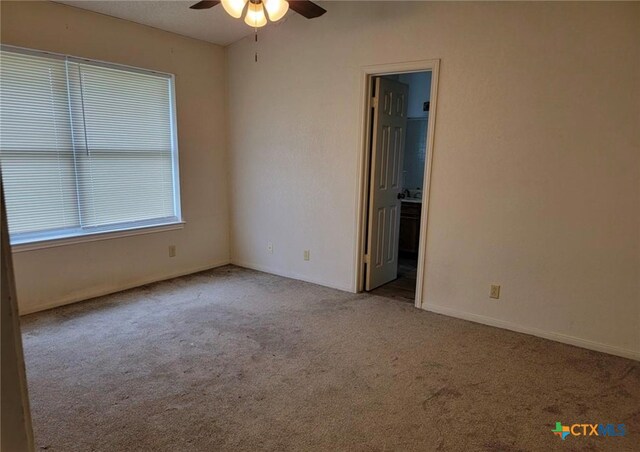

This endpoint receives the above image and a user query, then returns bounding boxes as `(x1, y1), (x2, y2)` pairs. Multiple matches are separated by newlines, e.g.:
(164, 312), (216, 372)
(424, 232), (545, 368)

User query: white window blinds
(0, 51), (79, 235)
(0, 47), (181, 244)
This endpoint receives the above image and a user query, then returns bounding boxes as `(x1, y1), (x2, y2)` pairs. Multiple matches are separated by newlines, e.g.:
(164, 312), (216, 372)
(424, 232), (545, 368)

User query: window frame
(0, 45), (184, 252)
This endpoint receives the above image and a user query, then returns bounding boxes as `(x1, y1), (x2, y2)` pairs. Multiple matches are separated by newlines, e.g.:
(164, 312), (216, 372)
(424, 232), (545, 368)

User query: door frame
(353, 59), (440, 309)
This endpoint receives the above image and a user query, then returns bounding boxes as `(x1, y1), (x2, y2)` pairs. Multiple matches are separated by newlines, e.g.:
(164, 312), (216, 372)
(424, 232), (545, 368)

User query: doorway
(354, 60), (440, 308)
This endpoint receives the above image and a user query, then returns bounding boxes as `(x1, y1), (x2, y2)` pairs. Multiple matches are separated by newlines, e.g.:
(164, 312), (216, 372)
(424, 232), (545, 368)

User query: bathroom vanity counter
(399, 200), (422, 255)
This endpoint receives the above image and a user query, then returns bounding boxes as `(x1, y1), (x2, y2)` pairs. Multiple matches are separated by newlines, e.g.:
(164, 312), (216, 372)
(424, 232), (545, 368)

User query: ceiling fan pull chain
(254, 26), (258, 63)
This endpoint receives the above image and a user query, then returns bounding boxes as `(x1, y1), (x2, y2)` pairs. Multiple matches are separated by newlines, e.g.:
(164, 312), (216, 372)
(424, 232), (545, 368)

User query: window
(0, 46), (182, 247)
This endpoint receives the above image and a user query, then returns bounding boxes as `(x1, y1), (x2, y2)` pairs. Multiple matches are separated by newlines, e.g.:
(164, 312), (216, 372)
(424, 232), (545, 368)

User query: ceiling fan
(190, 0), (326, 28)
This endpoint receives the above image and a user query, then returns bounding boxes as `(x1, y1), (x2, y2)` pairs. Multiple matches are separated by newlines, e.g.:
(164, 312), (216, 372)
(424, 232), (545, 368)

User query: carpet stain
(543, 405), (561, 415)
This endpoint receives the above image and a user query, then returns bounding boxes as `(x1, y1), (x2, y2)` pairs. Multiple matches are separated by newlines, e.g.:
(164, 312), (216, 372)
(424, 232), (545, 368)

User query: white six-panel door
(365, 77), (409, 291)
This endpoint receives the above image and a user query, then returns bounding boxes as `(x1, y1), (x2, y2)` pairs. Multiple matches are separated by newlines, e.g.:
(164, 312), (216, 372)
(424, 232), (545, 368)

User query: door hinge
(363, 254), (370, 264)
(371, 97), (378, 109)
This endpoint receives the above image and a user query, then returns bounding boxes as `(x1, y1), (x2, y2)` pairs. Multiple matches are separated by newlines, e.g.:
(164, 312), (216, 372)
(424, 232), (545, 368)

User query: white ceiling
(55, 1), (259, 46)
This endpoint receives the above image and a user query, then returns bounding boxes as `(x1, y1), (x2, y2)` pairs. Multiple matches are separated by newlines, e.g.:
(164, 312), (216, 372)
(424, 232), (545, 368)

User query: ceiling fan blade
(190, 1), (220, 10)
(288, 1), (326, 19)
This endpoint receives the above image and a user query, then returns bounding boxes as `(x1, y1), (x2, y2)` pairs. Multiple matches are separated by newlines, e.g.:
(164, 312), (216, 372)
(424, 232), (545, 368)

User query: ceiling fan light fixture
(221, 0), (248, 19)
(244, 1), (268, 27)
(263, 0), (289, 22)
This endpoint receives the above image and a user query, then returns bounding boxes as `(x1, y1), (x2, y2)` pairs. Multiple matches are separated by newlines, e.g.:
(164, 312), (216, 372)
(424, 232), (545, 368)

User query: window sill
(11, 221), (186, 253)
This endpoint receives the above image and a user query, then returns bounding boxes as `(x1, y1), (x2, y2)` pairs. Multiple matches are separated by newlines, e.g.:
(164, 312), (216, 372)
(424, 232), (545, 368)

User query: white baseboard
(232, 263), (638, 361)
(421, 302), (640, 361)
(19, 260), (231, 316)
(21, 259), (637, 362)
(231, 260), (354, 293)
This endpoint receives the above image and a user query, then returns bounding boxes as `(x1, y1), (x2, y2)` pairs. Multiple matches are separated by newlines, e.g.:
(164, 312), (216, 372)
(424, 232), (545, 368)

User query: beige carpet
(21, 266), (639, 451)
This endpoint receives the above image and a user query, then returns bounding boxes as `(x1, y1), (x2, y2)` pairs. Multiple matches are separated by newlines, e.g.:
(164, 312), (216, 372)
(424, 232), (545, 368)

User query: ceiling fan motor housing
(189, 0), (327, 21)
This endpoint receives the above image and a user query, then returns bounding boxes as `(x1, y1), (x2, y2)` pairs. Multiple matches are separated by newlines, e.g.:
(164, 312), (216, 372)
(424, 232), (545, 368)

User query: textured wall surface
(2, 1), (231, 314)
(227, 2), (640, 358)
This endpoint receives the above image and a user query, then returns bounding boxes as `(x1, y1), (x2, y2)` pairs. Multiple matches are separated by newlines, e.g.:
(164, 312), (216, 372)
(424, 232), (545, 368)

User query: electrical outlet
(267, 241), (273, 254)
(490, 284), (501, 299)
(304, 250), (310, 261)
(168, 245), (176, 258)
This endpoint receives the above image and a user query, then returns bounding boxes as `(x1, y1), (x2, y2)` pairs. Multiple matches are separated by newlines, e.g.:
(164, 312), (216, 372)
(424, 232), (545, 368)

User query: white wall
(403, 118), (428, 191)
(227, 2), (640, 359)
(399, 72), (432, 118)
(399, 72), (432, 189)
(1, 1), (231, 314)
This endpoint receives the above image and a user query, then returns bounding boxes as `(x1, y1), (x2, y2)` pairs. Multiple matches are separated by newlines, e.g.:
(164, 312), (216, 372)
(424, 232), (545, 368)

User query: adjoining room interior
(1, 1), (639, 451)
(365, 71), (433, 303)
